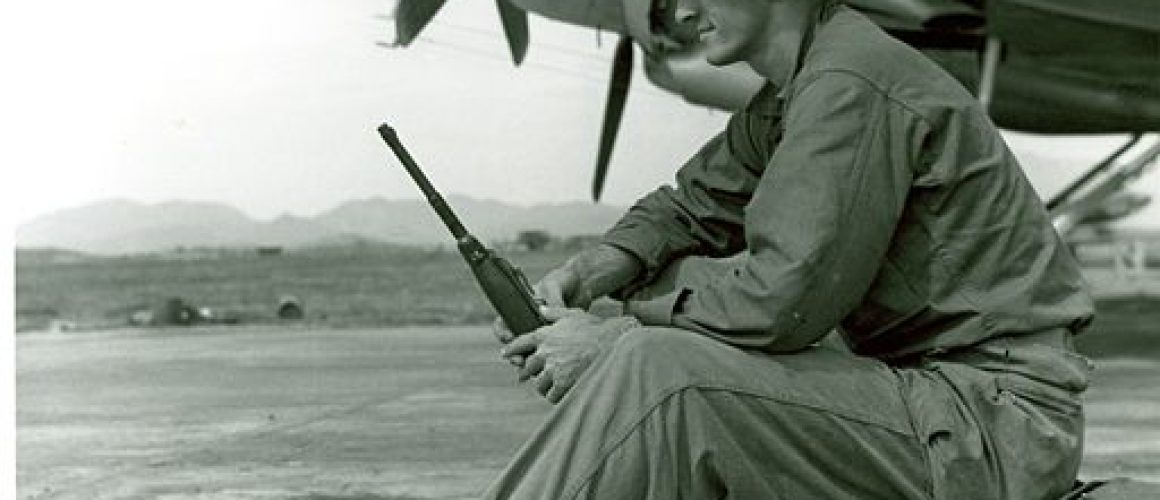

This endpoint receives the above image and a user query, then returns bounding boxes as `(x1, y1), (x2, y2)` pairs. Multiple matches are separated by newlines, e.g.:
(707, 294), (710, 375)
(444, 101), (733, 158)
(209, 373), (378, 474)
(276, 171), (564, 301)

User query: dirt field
(17, 326), (538, 499)
(15, 325), (1160, 499)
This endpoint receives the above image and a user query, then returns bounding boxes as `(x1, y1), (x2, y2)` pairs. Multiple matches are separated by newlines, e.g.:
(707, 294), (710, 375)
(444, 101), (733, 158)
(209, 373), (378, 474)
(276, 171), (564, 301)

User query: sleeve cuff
(625, 288), (688, 326)
(602, 226), (667, 276)
(602, 230), (682, 299)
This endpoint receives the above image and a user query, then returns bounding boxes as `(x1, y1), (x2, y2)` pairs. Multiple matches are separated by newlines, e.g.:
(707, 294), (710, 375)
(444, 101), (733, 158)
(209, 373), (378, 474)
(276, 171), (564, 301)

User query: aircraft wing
(843, 0), (982, 31)
(989, 0), (1159, 55)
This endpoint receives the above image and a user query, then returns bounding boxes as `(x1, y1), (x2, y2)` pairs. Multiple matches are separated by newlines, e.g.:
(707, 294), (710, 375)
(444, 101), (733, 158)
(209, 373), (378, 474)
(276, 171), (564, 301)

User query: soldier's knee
(605, 327), (714, 381)
(613, 327), (700, 358)
(606, 326), (797, 391)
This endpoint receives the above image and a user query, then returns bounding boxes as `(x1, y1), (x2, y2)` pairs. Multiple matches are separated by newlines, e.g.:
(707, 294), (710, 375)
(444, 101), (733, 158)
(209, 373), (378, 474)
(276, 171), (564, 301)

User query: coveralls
(485, 5), (1094, 499)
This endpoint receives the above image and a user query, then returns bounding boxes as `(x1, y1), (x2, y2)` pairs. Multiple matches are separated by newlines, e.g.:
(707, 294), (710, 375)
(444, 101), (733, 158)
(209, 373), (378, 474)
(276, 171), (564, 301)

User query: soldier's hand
(493, 244), (640, 367)
(492, 315), (519, 345)
(501, 307), (639, 404)
(536, 244), (643, 311)
(492, 253), (586, 348)
(534, 265), (584, 309)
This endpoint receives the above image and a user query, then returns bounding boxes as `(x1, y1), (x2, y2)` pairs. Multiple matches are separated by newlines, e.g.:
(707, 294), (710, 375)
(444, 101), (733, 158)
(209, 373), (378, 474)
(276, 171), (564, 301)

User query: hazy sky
(4, 0), (1159, 229)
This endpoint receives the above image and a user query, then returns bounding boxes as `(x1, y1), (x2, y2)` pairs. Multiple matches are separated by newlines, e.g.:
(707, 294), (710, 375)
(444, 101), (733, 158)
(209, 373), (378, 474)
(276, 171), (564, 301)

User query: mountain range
(15, 197), (626, 254)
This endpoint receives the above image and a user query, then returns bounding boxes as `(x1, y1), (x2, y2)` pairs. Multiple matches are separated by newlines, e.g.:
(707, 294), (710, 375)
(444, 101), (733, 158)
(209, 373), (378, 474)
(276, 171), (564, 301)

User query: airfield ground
(17, 326), (537, 499)
(16, 323), (1160, 500)
(14, 247), (1160, 498)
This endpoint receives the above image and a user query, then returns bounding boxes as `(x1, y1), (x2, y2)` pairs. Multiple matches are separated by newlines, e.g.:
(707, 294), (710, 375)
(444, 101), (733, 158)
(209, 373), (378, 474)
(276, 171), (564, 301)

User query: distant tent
(277, 295), (304, 320)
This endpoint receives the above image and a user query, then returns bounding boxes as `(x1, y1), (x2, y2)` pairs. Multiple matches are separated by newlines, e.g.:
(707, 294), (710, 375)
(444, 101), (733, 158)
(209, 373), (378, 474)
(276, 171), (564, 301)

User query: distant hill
(315, 196), (625, 246)
(15, 197), (625, 254)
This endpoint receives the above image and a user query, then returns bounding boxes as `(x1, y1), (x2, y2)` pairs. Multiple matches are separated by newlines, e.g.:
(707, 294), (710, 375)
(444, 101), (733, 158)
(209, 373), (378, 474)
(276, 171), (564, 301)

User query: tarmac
(15, 325), (1160, 499)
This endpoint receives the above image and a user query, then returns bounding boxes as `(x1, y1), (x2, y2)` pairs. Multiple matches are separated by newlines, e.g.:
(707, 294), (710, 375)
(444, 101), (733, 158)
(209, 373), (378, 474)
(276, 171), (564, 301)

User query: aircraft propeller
(495, 0), (530, 65)
(593, 36), (634, 202)
(392, 0), (530, 66)
(391, 0), (444, 48)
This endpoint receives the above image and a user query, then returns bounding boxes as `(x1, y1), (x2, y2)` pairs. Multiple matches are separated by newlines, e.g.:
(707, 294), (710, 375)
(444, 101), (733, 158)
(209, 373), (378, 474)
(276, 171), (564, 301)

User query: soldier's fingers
(492, 317), (515, 344)
(518, 353), (546, 382)
(501, 330), (543, 358)
(546, 378), (571, 404)
(533, 275), (567, 309)
(535, 371), (554, 397)
(539, 306), (575, 322)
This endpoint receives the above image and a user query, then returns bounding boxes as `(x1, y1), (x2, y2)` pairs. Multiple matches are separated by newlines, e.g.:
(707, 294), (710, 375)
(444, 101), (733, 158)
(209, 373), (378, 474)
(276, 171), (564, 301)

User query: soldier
(491, 0), (1094, 497)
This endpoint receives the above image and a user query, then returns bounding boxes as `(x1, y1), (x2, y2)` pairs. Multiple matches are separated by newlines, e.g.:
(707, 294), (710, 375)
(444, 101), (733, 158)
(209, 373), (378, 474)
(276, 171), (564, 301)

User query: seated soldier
(489, 0), (1094, 498)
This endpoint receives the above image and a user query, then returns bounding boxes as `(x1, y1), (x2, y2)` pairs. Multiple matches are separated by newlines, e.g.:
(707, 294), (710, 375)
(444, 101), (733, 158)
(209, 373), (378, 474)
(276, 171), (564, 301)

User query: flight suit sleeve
(602, 97), (774, 290)
(629, 71), (921, 351)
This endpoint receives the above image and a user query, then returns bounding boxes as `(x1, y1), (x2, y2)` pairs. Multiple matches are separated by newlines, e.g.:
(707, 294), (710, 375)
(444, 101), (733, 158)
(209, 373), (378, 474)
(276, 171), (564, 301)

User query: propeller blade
(495, 0), (529, 65)
(393, 0), (447, 47)
(593, 36), (634, 202)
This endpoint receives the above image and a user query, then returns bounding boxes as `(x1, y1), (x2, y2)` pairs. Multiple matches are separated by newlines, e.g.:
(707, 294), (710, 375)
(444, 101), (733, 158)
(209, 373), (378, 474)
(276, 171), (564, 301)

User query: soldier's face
(675, 0), (772, 66)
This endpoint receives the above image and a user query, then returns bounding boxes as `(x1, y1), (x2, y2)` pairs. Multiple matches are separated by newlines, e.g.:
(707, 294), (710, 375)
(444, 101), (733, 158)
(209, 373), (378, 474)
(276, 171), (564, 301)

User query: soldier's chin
(704, 49), (740, 67)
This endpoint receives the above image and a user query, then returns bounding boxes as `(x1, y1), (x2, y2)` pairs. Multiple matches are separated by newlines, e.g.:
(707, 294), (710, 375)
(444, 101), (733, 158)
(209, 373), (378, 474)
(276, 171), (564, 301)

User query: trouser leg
(483, 326), (930, 499)
(902, 352), (1087, 500)
(483, 255), (1085, 499)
